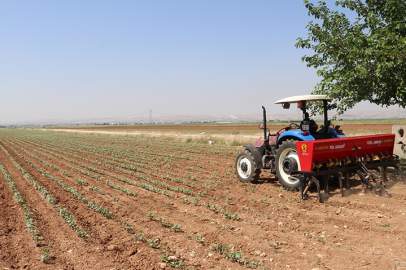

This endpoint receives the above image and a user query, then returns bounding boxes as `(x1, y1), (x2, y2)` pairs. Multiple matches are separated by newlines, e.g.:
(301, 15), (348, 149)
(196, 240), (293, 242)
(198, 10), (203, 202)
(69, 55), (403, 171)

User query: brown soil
(0, 128), (405, 270)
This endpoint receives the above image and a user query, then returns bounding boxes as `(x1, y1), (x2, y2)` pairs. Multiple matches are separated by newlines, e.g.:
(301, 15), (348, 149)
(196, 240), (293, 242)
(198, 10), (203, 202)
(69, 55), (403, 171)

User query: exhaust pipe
(262, 106), (268, 144)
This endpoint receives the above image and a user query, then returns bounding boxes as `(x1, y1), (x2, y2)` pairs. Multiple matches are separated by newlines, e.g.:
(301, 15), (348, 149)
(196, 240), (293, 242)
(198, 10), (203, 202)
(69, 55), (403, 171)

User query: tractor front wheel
(235, 149), (261, 183)
(275, 140), (301, 189)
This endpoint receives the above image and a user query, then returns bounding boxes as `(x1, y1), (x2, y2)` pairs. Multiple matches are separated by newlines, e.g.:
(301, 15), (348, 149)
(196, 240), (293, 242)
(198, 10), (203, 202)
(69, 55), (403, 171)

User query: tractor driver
(300, 112), (318, 134)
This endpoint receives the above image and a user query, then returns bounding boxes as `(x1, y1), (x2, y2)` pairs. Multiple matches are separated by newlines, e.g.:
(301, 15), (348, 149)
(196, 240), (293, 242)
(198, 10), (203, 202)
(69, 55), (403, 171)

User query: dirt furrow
(0, 157), (40, 269)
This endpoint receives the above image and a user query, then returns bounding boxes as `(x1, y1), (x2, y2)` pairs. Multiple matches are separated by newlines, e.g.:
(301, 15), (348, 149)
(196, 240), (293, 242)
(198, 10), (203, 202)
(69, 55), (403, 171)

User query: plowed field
(1, 128), (406, 270)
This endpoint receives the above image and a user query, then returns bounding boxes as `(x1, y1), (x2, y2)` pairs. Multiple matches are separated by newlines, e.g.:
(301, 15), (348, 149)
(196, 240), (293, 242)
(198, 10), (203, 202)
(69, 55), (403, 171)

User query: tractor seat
(269, 128), (286, 145)
(313, 127), (333, 139)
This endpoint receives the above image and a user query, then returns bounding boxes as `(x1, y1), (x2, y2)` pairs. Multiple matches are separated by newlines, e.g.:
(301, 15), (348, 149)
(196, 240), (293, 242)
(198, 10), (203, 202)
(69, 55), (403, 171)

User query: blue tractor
(235, 95), (346, 189)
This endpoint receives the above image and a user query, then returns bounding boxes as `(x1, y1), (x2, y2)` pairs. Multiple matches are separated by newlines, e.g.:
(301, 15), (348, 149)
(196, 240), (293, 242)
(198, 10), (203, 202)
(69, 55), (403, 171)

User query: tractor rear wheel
(235, 149), (261, 183)
(275, 140), (301, 189)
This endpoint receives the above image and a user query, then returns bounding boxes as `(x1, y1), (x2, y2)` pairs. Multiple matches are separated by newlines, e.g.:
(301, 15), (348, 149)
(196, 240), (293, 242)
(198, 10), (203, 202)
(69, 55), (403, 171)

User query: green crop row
(0, 142), (89, 239)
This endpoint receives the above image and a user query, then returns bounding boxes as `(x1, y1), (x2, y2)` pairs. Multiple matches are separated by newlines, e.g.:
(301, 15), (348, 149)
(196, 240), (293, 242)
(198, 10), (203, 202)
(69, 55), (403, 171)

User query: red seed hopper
(294, 134), (401, 201)
(296, 134), (395, 172)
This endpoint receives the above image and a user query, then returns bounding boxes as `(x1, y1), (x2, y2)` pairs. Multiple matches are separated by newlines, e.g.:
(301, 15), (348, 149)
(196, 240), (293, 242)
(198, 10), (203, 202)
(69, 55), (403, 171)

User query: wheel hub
(282, 157), (298, 175)
(241, 162), (248, 173)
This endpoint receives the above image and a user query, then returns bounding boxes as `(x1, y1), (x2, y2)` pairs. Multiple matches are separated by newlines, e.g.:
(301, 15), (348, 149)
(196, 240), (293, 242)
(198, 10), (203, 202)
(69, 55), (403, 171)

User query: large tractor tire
(235, 149), (261, 183)
(275, 140), (301, 189)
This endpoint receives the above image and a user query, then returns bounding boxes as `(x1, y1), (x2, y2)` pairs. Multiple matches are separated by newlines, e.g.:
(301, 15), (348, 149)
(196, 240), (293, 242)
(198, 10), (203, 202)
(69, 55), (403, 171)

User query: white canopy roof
(274, 95), (332, 104)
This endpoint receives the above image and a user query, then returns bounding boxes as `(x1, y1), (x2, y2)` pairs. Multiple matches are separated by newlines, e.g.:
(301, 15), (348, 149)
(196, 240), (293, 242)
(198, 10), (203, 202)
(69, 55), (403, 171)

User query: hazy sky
(1, 1), (402, 124)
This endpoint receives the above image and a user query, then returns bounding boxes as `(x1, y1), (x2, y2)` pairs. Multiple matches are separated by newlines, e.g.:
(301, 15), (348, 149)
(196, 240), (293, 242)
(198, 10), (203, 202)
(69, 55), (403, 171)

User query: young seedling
(212, 243), (229, 255)
(195, 235), (204, 245)
(168, 223), (181, 232)
(193, 198), (200, 206)
(40, 248), (51, 263)
(226, 250), (245, 263)
(124, 225), (133, 233)
(317, 236), (325, 244)
(134, 233), (144, 243)
(148, 238), (160, 249)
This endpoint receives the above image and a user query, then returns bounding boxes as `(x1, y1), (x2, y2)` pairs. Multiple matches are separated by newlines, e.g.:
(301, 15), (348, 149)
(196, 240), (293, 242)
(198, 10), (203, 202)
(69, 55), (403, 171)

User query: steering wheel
(289, 123), (300, 129)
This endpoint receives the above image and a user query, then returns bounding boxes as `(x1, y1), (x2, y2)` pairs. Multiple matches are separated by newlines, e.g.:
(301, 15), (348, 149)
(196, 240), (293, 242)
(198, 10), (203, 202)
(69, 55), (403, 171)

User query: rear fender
(330, 128), (346, 138)
(243, 145), (264, 170)
(278, 130), (314, 144)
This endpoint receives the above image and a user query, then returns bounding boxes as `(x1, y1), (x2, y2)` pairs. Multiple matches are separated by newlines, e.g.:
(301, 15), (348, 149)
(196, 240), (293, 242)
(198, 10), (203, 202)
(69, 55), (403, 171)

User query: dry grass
(42, 128), (258, 146)
(42, 125), (392, 147)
